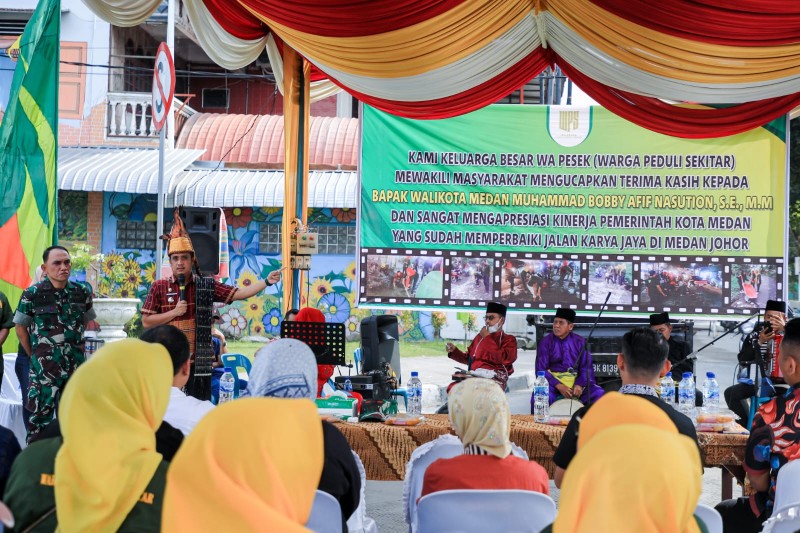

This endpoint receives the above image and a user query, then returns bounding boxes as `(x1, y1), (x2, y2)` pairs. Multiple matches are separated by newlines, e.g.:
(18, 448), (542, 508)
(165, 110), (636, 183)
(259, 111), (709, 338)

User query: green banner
(0, 0), (60, 349)
(359, 105), (787, 317)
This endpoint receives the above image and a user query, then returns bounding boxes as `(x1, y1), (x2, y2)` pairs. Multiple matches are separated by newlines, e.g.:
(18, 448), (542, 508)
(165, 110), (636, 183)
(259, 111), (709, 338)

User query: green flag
(0, 0), (60, 342)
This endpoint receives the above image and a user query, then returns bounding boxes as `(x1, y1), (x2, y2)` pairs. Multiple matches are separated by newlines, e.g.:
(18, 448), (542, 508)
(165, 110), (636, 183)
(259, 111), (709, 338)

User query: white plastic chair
(416, 489), (556, 533)
(761, 504), (800, 533)
(0, 354), (24, 448)
(403, 434), (530, 533)
(772, 459), (800, 515)
(306, 490), (343, 533)
(693, 503), (722, 533)
(347, 451), (378, 533)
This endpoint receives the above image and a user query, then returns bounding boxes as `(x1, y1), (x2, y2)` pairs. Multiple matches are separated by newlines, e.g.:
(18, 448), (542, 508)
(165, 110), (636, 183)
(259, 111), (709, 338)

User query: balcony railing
(107, 92), (196, 139)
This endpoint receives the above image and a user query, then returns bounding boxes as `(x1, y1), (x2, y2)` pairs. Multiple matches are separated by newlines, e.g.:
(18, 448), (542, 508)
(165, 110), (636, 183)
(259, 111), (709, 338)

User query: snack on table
(546, 417), (571, 426)
(696, 413), (734, 424)
(384, 414), (424, 426)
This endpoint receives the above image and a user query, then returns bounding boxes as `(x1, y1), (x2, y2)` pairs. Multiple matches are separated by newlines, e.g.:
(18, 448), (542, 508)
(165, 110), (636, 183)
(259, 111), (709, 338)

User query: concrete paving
(361, 325), (746, 531)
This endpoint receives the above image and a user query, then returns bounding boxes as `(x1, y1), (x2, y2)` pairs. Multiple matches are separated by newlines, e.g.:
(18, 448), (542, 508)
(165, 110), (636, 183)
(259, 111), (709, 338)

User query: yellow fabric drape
(577, 392), (677, 450)
(555, 425), (702, 533)
(281, 47), (310, 312)
(548, 0), (800, 83)
(449, 378), (512, 458)
(162, 398), (324, 532)
(243, 0), (531, 78)
(54, 339), (172, 532)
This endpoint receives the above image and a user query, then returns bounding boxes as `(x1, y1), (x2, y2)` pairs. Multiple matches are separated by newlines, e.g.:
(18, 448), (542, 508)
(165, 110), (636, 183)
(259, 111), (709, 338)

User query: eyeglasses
(483, 315), (500, 321)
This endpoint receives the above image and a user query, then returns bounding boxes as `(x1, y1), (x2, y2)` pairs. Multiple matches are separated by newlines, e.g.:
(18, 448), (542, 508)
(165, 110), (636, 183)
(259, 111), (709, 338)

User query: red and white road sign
(152, 42), (175, 132)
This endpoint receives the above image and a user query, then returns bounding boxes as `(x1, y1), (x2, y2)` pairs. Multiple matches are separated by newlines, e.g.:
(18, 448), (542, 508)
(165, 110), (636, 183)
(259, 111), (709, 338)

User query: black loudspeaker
(360, 315), (401, 384)
(180, 207), (220, 275)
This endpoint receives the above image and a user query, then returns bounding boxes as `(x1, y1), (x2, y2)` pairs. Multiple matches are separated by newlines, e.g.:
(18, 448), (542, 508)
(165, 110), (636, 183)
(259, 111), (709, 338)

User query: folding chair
(694, 503), (722, 533)
(306, 490), (343, 533)
(417, 489), (556, 533)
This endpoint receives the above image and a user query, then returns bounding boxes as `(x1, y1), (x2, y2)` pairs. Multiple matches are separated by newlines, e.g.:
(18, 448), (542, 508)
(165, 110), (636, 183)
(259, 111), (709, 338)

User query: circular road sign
(152, 42), (175, 132)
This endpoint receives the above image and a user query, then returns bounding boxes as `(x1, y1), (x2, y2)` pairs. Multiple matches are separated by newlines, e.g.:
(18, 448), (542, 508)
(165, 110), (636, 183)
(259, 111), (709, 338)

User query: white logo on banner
(548, 106), (592, 147)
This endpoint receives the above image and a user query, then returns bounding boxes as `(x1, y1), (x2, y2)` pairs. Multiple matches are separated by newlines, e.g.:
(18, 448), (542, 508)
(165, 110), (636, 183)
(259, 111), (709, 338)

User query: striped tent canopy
(82, 0), (800, 137)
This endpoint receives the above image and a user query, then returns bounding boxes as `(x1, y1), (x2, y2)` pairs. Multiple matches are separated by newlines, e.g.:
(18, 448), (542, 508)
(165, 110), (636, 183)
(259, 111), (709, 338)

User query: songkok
(165, 209), (194, 256)
(555, 308), (576, 323)
(486, 302), (507, 318)
(766, 300), (787, 314)
(649, 312), (670, 326)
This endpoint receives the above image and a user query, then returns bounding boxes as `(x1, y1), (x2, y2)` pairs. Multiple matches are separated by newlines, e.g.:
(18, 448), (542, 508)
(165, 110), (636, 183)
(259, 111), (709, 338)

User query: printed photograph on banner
(450, 257), (493, 300)
(501, 258), (581, 305)
(640, 261), (723, 308)
(730, 264), (777, 309)
(589, 261), (633, 305)
(365, 254), (443, 299)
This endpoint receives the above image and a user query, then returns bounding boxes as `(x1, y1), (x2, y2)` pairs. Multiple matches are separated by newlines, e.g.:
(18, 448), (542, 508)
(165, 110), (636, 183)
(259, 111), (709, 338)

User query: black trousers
(715, 497), (766, 533)
(725, 382), (756, 425)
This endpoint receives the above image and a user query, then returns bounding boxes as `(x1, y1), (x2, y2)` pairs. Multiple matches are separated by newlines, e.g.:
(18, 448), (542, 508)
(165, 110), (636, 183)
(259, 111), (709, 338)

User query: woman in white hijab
(245, 339), (361, 530)
(421, 378), (549, 497)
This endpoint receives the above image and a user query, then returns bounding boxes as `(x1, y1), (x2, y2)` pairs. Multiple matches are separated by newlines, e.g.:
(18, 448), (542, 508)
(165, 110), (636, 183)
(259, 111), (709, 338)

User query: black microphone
(177, 274), (186, 301)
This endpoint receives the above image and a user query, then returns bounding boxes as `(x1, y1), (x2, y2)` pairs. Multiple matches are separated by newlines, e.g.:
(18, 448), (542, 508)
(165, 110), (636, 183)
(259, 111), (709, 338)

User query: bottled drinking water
(533, 371), (550, 423)
(660, 372), (675, 405)
(678, 372), (695, 418)
(702, 372), (720, 413)
(408, 371), (422, 416)
(344, 378), (353, 393)
(219, 367), (235, 404)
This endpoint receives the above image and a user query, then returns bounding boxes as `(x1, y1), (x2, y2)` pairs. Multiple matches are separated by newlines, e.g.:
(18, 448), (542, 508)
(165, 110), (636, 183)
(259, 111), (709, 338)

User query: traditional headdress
(486, 302), (507, 318)
(555, 307), (576, 323)
(165, 209), (194, 256)
(766, 300), (787, 314)
(649, 312), (670, 326)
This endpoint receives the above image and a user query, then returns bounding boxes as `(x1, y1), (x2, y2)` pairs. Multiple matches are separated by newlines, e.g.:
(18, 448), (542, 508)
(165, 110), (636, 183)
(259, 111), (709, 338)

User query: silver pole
(156, 126), (165, 280)
(166, 0), (175, 149)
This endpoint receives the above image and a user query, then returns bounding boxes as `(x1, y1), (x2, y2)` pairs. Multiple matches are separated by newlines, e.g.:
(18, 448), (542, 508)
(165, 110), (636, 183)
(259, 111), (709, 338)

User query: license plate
(593, 362), (619, 377)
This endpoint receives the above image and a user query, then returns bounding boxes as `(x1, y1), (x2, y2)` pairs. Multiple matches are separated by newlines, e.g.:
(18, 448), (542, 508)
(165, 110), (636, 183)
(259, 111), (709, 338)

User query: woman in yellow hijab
(552, 393), (703, 533)
(54, 338), (173, 532)
(163, 398), (323, 532)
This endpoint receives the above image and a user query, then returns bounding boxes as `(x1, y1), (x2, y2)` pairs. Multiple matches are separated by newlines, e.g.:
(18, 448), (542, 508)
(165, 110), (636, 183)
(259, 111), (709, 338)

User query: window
(315, 225), (357, 255)
(117, 220), (157, 250)
(259, 223), (282, 254)
(259, 224), (356, 255)
(202, 88), (229, 109)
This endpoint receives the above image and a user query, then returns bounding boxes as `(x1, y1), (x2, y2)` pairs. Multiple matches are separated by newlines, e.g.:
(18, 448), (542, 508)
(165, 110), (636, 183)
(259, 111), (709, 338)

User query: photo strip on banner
(357, 104), (788, 318)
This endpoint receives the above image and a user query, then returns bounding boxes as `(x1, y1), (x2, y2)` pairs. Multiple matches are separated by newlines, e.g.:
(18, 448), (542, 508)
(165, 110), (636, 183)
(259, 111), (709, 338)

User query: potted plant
(70, 244), (140, 342)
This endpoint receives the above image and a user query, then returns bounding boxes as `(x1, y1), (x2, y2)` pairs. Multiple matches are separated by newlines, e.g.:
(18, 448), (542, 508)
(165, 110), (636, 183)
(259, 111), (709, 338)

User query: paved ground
(362, 325), (745, 531)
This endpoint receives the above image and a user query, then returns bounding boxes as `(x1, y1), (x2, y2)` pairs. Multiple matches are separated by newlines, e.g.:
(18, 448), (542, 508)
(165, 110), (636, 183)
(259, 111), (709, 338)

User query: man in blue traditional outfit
(533, 308), (604, 408)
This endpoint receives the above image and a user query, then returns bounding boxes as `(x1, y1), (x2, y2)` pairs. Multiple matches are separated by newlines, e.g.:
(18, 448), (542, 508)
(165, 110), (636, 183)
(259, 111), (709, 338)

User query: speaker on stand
(179, 207), (221, 275)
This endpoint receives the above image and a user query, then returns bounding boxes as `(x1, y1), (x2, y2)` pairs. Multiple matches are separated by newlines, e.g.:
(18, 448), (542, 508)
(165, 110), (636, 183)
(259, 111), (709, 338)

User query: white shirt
(163, 387), (215, 436)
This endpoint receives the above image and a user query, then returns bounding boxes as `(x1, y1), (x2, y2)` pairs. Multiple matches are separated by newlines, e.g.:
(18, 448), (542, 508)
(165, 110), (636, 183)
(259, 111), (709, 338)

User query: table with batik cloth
(337, 414), (748, 499)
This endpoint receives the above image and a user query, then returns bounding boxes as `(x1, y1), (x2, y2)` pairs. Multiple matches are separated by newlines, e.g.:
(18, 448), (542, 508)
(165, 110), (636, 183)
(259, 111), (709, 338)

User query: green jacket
(3, 437), (167, 532)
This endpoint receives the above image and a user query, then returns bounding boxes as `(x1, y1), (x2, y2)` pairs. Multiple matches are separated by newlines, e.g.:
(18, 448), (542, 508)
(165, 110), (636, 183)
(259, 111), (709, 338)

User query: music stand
(281, 321), (346, 366)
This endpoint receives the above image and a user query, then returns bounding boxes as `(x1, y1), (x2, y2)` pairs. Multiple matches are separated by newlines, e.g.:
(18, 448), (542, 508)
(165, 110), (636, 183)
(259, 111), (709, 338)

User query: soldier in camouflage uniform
(13, 246), (95, 442)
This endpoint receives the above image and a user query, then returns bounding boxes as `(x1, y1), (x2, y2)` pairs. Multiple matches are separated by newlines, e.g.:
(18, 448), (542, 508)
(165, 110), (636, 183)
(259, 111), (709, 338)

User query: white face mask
(487, 323), (501, 334)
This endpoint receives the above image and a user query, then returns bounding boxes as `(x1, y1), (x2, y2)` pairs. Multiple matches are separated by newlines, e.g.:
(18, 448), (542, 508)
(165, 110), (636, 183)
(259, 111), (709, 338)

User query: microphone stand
(570, 291), (612, 412)
(684, 311), (760, 361)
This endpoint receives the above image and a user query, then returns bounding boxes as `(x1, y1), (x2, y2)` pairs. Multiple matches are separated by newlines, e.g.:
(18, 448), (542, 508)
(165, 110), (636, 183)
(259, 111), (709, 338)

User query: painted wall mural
(78, 193), (437, 342)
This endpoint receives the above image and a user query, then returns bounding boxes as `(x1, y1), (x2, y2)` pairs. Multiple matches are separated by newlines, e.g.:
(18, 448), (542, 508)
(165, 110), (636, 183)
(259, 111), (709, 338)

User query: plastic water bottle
(533, 371), (550, 423)
(408, 371), (422, 416)
(344, 378), (353, 393)
(219, 367), (235, 404)
(702, 372), (720, 413)
(678, 372), (695, 418)
(660, 372), (675, 405)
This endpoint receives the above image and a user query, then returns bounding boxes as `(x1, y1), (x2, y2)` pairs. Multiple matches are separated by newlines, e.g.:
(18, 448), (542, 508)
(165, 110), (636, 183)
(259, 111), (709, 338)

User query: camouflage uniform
(13, 279), (95, 441)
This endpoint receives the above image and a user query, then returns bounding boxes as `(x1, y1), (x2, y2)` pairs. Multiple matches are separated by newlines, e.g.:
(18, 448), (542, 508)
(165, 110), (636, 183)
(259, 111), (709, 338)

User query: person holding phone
(724, 299), (787, 425)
